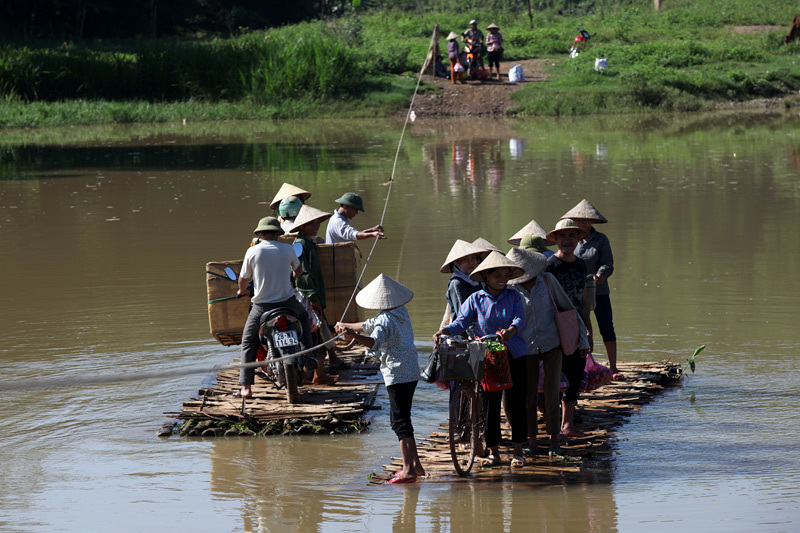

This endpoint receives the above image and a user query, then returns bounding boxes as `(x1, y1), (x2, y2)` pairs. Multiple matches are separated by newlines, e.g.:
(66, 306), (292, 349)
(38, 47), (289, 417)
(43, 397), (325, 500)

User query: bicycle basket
(439, 340), (485, 381)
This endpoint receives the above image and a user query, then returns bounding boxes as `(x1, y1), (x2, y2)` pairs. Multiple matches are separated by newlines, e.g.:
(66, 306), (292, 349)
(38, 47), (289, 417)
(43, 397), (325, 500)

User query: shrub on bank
(0, 23), (362, 103)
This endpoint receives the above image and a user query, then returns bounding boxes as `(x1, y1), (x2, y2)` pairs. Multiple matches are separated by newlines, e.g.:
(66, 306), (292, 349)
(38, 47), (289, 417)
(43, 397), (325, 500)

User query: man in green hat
(325, 192), (386, 244)
(519, 234), (555, 258)
(236, 216), (313, 398)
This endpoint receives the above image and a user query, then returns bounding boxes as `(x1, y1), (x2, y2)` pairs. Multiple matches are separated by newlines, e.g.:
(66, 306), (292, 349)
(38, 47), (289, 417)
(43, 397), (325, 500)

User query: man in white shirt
(237, 216), (312, 398)
(325, 192), (386, 244)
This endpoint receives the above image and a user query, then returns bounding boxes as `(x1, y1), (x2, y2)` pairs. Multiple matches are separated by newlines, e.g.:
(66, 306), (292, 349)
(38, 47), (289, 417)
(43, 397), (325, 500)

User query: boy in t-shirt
(546, 218), (591, 437)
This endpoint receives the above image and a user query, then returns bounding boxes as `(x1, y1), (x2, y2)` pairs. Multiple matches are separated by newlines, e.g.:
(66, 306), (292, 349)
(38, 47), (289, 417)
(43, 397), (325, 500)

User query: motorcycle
(569, 28), (593, 58)
(463, 38), (481, 80)
(255, 307), (317, 404)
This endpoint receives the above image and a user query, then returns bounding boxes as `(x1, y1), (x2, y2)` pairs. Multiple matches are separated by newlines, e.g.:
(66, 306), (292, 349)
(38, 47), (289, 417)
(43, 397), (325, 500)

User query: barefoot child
(335, 274), (425, 483)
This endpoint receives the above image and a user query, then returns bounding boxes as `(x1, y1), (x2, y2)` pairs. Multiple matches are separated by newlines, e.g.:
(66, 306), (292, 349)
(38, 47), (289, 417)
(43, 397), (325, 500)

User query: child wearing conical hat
(335, 274), (425, 484)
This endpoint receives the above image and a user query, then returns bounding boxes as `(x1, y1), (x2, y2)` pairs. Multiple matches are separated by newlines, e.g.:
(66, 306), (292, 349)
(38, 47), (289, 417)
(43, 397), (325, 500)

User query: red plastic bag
(481, 345), (512, 391)
(581, 352), (613, 391)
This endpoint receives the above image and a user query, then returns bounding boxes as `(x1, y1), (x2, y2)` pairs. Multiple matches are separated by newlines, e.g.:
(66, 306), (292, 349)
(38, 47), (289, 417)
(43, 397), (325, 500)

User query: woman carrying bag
(507, 248), (590, 457)
(433, 251), (527, 468)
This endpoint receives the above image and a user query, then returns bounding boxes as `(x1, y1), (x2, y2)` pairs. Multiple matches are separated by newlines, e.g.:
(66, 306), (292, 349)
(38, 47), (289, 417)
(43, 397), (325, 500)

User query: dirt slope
(410, 58), (556, 117)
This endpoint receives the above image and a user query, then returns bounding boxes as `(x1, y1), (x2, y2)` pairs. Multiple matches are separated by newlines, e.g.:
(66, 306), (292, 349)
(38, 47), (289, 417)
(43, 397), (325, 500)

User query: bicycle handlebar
(437, 332), (502, 345)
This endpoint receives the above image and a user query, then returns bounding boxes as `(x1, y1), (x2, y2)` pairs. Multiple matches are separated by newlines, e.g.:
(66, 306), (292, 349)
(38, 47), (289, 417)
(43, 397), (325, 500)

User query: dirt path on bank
(410, 58), (557, 117)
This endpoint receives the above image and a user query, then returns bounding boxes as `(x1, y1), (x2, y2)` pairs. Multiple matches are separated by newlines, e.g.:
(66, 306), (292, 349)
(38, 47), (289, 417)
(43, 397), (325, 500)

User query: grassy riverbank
(1, 0), (800, 126)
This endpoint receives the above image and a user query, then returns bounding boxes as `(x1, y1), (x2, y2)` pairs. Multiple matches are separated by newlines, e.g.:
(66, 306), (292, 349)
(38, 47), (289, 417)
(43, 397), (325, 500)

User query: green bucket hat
(335, 192), (365, 212)
(519, 234), (554, 253)
(253, 216), (284, 235)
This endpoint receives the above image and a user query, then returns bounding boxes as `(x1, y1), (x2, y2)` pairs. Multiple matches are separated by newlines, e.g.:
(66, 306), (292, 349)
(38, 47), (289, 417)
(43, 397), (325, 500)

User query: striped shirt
(443, 288), (527, 359)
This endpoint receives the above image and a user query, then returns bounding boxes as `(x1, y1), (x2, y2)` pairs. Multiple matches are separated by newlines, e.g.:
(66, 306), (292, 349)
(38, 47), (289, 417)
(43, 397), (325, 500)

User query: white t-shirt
(240, 240), (299, 304)
(325, 210), (359, 244)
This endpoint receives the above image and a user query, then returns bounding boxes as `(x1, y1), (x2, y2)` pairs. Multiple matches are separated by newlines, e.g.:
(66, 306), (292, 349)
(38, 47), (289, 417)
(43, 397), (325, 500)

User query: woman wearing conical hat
(290, 205), (339, 385)
(561, 199), (623, 380)
(507, 247), (590, 457)
(439, 239), (489, 334)
(433, 251), (528, 468)
(335, 275), (425, 483)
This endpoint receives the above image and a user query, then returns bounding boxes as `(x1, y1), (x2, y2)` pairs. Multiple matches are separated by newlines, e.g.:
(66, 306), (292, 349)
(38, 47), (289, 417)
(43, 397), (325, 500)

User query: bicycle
(437, 334), (499, 476)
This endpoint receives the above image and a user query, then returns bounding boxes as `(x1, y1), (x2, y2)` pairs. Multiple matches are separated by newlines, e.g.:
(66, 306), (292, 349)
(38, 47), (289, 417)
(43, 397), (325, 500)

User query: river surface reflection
(1, 114), (799, 532)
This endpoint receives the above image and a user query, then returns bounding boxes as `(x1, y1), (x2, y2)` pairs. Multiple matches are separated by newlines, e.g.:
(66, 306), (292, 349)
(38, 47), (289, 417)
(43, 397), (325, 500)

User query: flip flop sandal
(511, 456), (525, 467)
(386, 476), (417, 484)
(481, 454), (501, 467)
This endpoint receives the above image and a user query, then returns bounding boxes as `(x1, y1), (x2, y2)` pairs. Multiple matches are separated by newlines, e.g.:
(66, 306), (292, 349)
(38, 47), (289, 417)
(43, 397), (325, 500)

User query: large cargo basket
(207, 241), (363, 346)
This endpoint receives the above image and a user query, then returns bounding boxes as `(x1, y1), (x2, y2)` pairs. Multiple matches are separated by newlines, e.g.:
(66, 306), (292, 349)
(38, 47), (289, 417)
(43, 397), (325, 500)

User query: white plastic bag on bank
(594, 58), (608, 71)
(508, 64), (525, 82)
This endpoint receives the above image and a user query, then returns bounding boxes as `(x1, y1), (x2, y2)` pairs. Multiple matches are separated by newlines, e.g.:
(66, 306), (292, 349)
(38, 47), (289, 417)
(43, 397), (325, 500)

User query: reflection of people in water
(428, 139), (510, 196)
(209, 439), (327, 532)
(487, 140), (505, 191)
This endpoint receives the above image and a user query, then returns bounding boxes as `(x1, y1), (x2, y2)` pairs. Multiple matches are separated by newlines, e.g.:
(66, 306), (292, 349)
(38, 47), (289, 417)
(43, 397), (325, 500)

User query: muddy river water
(1, 113), (799, 532)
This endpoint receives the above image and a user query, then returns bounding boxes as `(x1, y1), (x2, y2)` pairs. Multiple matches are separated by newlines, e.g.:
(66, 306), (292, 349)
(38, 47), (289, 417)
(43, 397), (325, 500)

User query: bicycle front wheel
(449, 382), (479, 476)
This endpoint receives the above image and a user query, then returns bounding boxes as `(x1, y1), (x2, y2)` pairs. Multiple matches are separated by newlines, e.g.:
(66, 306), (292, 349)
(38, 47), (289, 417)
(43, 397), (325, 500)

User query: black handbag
(421, 347), (439, 383)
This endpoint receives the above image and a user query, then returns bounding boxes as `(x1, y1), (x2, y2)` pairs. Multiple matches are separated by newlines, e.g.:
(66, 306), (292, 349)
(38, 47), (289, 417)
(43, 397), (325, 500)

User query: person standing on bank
(546, 219), (591, 437)
(335, 275), (425, 484)
(237, 217), (313, 399)
(562, 199), (624, 380)
(290, 204), (341, 385)
(485, 23), (504, 79)
(325, 192), (385, 244)
(446, 32), (464, 84)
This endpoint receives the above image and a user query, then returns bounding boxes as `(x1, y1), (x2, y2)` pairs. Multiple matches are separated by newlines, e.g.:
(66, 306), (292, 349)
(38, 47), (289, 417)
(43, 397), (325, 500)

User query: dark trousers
(239, 296), (313, 385)
(563, 350), (587, 403)
(594, 294), (617, 343)
(527, 346), (562, 437)
(483, 390), (503, 448)
(502, 355), (528, 444)
(387, 381), (417, 440)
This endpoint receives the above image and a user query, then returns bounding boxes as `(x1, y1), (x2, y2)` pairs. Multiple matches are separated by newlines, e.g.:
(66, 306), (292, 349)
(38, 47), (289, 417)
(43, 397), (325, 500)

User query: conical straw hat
(440, 239), (490, 273)
(356, 274), (414, 310)
(507, 219), (549, 245)
(506, 248), (548, 284)
(469, 251), (524, 282)
(288, 204), (332, 233)
(471, 237), (502, 254)
(560, 199), (607, 223)
(269, 182), (312, 209)
(546, 218), (588, 242)
(446, 31), (460, 40)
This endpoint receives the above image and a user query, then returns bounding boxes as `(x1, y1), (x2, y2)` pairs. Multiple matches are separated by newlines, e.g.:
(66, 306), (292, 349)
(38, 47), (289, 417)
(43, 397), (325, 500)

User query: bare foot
(312, 374), (338, 385)
(236, 387), (252, 398)
(612, 372), (626, 381)
(561, 426), (586, 438)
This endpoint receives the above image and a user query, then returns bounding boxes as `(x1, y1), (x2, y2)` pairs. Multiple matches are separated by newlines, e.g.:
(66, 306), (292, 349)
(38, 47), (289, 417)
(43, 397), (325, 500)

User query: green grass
(2, 0), (800, 123)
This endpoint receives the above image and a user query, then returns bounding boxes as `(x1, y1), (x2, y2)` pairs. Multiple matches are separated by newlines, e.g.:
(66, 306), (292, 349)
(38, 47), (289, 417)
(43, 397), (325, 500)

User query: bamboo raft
(161, 346), (383, 437)
(369, 360), (681, 484)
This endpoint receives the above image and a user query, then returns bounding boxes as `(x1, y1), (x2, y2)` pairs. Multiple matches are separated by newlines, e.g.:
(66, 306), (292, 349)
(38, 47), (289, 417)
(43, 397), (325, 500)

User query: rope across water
(0, 56), (429, 393)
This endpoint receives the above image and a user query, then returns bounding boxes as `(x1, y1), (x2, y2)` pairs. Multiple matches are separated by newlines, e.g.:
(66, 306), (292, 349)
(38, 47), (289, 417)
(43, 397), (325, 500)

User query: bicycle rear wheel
(449, 382), (479, 476)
